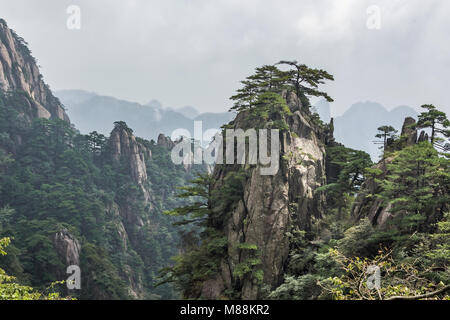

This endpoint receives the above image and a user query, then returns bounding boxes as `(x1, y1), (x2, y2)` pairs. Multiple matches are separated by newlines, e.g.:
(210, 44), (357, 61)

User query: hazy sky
(1, 0), (449, 116)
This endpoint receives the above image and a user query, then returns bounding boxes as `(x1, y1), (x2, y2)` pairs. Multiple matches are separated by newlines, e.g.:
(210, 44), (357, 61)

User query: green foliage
(158, 168), (249, 298)
(276, 60), (334, 103)
(233, 257), (262, 280)
(237, 243), (258, 250)
(230, 61), (334, 114)
(318, 145), (372, 216)
(113, 121), (133, 134)
(337, 218), (377, 257)
(157, 229), (227, 298)
(248, 91), (292, 130)
(232, 242), (263, 283)
(269, 274), (321, 300)
(0, 237), (69, 300)
(164, 173), (213, 226)
(376, 141), (449, 237)
(229, 65), (289, 112)
(375, 125), (398, 155)
(79, 243), (129, 300)
(0, 89), (199, 299)
(319, 248), (449, 300)
(416, 104), (449, 148)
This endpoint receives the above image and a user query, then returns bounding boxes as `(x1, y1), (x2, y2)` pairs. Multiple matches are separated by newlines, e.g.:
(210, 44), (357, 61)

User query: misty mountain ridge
(56, 90), (235, 142)
(57, 89), (418, 160)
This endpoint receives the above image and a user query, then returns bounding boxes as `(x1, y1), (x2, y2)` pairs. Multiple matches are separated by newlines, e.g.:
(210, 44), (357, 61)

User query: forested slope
(161, 62), (450, 300)
(0, 19), (204, 299)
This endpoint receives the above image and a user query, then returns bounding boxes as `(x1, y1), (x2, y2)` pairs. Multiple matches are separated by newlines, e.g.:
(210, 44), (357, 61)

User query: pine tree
(416, 104), (449, 150)
(164, 172), (214, 226)
(377, 141), (449, 234)
(230, 61), (334, 113)
(276, 60), (334, 105)
(318, 146), (372, 217)
(375, 125), (397, 154)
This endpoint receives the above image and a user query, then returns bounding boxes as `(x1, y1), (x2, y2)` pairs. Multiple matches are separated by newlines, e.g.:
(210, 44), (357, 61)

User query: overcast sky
(1, 0), (449, 116)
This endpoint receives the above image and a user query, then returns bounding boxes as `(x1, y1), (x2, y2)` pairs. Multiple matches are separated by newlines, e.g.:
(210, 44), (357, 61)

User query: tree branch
(386, 285), (450, 300)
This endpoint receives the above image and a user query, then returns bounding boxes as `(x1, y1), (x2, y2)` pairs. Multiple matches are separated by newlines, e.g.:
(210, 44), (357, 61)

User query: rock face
(0, 19), (190, 300)
(202, 92), (329, 299)
(157, 133), (175, 150)
(109, 126), (150, 185)
(0, 19), (69, 122)
(401, 117), (418, 146)
(54, 229), (81, 266)
(418, 130), (429, 143)
(107, 124), (153, 297)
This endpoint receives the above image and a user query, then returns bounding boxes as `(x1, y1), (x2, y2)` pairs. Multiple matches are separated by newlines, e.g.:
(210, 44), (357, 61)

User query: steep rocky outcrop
(157, 133), (175, 150)
(0, 19), (191, 300)
(201, 92), (330, 299)
(109, 125), (150, 186)
(352, 117), (419, 226)
(0, 19), (69, 122)
(108, 124), (152, 226)
(106, 124), (154, 297)
(400, 117), (418, 147)
(54, 229), (81, 266)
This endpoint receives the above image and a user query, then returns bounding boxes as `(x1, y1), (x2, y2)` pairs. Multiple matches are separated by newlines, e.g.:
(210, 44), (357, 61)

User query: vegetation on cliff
(0, 27), (448, 300)
(159, 62), (449, 300)
(0, 89), (201, 299)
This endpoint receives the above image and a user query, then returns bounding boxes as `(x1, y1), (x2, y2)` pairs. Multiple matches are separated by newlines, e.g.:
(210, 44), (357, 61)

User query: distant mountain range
(313, 100), (418, 160)
(55, 90), (235, 143)
(56, 90), (418, 161)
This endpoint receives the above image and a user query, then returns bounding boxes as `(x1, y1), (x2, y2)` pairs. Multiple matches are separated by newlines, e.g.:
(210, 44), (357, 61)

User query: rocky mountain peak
(200, 92), (329, 299)
(157, 133), (175, 150)
(109, 123), (150, 185)
(401, 117), (418, 146)
(0, 19), (69, 122)
(53, 229), (81, 267)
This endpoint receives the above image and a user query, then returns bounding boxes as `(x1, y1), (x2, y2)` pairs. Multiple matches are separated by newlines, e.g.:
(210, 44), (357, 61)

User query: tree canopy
(230, 61), (334, 113)
(417, 104), (449, 150)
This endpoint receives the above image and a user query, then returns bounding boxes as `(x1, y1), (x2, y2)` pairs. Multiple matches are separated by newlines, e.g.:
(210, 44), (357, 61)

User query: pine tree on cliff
(230, 61), (334, 113)
(416, 104), (449, 150)
(113, 120), (133, 134)
(374, 125), (397, 154)
(376, 141), (449, 235)
(276, 60), (334, 105)
(317, 146), (372, 218)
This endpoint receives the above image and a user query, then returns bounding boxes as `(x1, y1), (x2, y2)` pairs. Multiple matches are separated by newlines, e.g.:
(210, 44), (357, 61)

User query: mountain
(162, 89), (338, 299)
(59, 91), (419, 163)
(0, 19), (69, 122)
(55, 90), (235, 142)
(1, 17), (448, 301)
(196, 91), (331, 299)
(159, 63), (449, 301)
(333, 102), (418, 160)
(0, 19), (205, 299)
(172, 105), (199, 119)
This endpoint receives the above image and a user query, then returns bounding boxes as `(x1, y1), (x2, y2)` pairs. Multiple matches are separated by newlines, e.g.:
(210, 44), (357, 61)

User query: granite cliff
(0, 19), (69, 122)
(0, 20), (195, 299)
(200, 91), (332, 299)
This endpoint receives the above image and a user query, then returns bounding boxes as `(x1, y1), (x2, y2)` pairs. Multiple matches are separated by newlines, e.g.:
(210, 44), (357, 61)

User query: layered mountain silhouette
(55, 89), (234, 142)
(57, 90), (418, 161)
(314, 100), (418, 160)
